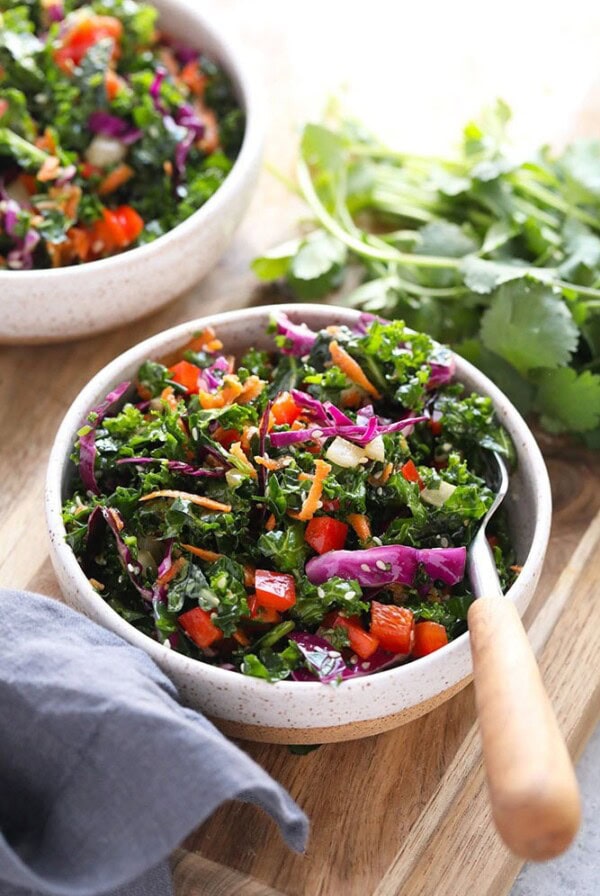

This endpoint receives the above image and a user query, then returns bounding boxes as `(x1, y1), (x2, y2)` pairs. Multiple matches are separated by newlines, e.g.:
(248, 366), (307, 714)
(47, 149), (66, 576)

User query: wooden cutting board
(169, 437), (600, 896)
(1, 2), (600, 893)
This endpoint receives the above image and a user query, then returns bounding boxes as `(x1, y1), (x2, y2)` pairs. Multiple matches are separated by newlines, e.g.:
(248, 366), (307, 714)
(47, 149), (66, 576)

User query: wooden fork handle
(468, 596), (581, 860)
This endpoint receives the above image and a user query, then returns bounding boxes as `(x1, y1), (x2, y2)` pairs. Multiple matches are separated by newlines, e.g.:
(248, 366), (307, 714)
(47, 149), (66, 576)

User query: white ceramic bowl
(0, 0), (263, 345)
(46, 304), (552, 743)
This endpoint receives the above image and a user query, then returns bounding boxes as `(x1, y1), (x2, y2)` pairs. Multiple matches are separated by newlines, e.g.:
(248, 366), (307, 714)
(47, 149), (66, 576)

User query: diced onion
(363, 435), (385, 462)
(85, 135), (127, 168)
(420, 481), (457, 507)
(325, 436), (367, 468)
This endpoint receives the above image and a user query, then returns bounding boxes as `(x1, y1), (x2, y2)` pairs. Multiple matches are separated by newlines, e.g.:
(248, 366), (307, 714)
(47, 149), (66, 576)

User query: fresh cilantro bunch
(253, 101), (600, 445)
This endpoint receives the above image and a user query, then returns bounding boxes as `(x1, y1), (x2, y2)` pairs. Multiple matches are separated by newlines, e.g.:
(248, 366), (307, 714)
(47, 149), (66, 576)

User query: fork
(467, 452), (580, 860)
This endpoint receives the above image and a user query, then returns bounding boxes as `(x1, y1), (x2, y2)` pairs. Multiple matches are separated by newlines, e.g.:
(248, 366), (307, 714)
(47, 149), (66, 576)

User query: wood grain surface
(2, 2), (600, 894)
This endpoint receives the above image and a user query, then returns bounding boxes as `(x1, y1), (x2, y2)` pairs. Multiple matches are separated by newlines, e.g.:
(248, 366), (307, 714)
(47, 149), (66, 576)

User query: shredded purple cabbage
(274, 312), (318, 356)
(88, 111), (143, 145)
(78, 381), (131, 494)
(6, 227), (40, 270)
(1, 197), (20, 236)
(100, 507), (153, 601)
(46, 1), (64, 23)
(305, 544), (466, 588)
(268, 414), (426, 449)
(289, 632), (347, 683)
(149, 75), (205, 176)
(198, 355), (230, 392)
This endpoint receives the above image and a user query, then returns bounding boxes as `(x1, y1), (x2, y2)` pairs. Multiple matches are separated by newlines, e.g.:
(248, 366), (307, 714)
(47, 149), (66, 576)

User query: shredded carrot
(160, 385), (179, 411)
(37, 155), (61, 182)
(298, 472), (314, 482)
(265, 513), (276, 531)
(510, 564), (523, 573)
(380, 462), (393, 484)
(180, 544), (253, 587)
(68, 226), (91, 261)
(329, 340), (381, 400)
(198, 375), (243, 409)
(139, 490), (231, 512)
(35, 128), (57, 154)
(347, 513), (371, 542)
(180, 60), (206, 95)
(107, 507), (124, 531)
(230, 441), (257, 478)
(19, 173), (37, 196)
(182, 327), (223, 354)
(89, 577), (105, 591)
(98, 163), (134, 196)
(156, 556), (186, 587)
(340, 386), (364, 409)
(254, 455), (293, 471)
(163, 160), (173, 177)
(255, 455), (279, 471)
(105, 68), (122, 101)
(297, 459), (331, 521)
(238, 375), (265, 404)
(233, 628), (250, 647)
(181, 544), (222, 563)
(287, 511), (302, 520)
(197, 105), (220, 154)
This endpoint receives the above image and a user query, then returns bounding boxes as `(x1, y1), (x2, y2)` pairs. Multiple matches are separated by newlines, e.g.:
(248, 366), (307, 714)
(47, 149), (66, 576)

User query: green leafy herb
(252, 101), (600, 442)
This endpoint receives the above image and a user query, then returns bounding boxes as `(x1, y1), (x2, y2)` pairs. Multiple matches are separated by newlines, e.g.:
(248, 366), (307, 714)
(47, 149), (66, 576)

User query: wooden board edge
(373, 508), (600, 896)
(170, 848), (286, 896)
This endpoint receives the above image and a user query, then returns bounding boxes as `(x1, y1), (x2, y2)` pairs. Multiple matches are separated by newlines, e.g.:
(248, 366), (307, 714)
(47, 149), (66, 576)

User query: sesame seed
(163, 640), (171, 649)
(361, 662), (371, 670)
(440, 537), (449, 547)
(360, 563), (371, 572)
(191, 427), (199, 440)
(372, 537), (383, 546)
(344, 593), (354, 601)
(375, 560), (387, 571)
(350, 655), (359, 665)
(359, 458), (369, 465)
(376, 487), (383, 496)
(317, 587), (325, 599)
(312, 429), (323, 439)
(339, 582), (351, 592)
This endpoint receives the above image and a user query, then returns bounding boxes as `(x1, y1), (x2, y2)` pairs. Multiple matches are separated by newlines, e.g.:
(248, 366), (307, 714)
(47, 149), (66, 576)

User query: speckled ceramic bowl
(46, 304), (552, 743)
(0, 0), (263, 345)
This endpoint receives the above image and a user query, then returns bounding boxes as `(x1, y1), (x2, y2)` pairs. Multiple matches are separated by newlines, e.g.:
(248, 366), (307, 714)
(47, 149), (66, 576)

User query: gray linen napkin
(0, 589), (308, 896)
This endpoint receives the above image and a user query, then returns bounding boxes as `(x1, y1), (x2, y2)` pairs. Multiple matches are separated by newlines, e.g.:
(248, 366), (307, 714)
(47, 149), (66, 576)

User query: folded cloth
(0, 590), (308, 896)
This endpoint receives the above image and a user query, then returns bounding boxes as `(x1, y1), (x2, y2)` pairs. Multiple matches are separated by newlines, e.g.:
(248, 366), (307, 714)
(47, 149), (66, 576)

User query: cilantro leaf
(534, 368), (600, 433)
(480, 282), (579, 374)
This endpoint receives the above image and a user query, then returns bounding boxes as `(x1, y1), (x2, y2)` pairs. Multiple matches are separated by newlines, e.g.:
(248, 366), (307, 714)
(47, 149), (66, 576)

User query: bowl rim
(46, 303), (552, 702)
(0, 0), (264, 282)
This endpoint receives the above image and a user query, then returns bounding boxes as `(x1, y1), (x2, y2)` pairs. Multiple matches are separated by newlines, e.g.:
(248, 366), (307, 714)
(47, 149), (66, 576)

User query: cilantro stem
(347, 142), (466, 171)
(555, 280), (600, 301)
(511, 172), (600, 230)
(297, 159), (462, 270)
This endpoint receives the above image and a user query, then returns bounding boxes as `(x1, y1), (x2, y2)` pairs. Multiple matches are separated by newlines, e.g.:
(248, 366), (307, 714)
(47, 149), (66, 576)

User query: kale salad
(0, 0), (244, 269)
(62, 314), (517, 683)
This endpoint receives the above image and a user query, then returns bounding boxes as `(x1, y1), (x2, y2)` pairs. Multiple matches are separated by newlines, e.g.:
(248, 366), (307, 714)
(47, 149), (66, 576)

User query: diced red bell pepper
(247, 594), (281, 624)
(179, 607), (223, 649)
(401, 459), (423, 490)
(304, 515), (348, 555)
(271, 391), (302, 426)
(113, 204), (144, 243)
(329, 613), (380, 660)
(255, 569), (296, 611)
(412, 621), (448, 658)
(169, 360), (201, 394)
(429, 419), (443, 436)
(370, 601), (414, 654)
(54, 14), (123, 71)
